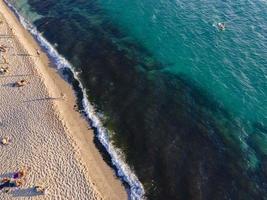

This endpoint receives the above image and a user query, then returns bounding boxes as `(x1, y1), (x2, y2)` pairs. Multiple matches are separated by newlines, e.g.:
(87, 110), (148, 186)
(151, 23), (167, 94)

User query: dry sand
(0, 0), (127, 199)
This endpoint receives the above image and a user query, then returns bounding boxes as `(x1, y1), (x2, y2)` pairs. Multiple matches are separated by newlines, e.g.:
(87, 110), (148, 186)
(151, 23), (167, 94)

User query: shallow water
(8, 0), (267, 199)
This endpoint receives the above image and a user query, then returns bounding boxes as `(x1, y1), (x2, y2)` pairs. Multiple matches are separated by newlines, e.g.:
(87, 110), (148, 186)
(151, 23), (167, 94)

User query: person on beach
(13, 166), (30, 180)
(0, 66), (9, 75)
(34, 185), (47, 195)
(13, 169), (26, 179)
(62, 93), (66, 99)
(0, 179), (23, 190)
(1, 136), (10, 145)
(14, 79), (28, 87)
(0, 45), (7, 52)
(36, 49), (40, 56)
(2, 55), (8, 64)
(0, 178), (11, 190)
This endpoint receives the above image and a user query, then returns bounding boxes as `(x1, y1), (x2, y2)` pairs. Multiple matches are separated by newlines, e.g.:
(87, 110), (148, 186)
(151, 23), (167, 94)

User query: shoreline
(0, 0), (127, 199)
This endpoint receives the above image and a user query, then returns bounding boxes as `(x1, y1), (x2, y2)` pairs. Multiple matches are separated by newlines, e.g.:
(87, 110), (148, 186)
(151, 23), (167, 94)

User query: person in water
(217, 22), (225, 30)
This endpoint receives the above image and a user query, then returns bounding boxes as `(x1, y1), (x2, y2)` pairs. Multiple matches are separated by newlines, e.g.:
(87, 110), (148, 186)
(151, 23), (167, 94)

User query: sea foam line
(4, 1), (145, 199)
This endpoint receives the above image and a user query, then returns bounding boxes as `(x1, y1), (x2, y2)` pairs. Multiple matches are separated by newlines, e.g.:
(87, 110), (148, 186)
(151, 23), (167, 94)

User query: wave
(4, 0), (145, 199)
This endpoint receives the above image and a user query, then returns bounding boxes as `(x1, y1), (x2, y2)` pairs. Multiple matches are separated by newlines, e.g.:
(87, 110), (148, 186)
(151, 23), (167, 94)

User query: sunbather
(0, 179), (22, 190)
(1, 136), (10, 145)
(14, 80), (28, 87)
(14, 168), (27, 179)
(2, 56), (8, 64)
(0, 46), (6, 52)
(0, 66), (9, 75)
(35, 185), (47, 195)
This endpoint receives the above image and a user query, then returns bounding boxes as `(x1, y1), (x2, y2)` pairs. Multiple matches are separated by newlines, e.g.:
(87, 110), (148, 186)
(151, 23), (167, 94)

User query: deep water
(8, 0), (267, 199)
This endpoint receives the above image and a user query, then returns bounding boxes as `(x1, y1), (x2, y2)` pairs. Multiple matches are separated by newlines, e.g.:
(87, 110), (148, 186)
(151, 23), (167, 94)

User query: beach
(0, 0), (127, 199)
(2, 0), (267, 199)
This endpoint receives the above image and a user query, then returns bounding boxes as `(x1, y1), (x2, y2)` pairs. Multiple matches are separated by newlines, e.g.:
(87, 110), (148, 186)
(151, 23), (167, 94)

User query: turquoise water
(98, 0), (267, 123)
(7, 0), (267, 199)
(97, 0), (267, 170)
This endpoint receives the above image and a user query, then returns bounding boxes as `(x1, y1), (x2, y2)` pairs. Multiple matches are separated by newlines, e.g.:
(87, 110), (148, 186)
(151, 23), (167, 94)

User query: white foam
(4, 0), (145, 199)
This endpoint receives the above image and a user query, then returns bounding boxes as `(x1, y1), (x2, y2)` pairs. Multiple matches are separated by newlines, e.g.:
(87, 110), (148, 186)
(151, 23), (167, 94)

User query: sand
(0, 0), (127, 199)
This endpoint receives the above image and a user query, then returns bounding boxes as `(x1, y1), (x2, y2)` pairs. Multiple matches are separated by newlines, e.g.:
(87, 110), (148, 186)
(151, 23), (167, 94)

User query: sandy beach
(0, 0), (127, 199)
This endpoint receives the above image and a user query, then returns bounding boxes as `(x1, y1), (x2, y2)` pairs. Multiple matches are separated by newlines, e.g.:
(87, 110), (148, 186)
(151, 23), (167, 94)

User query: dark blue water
(8, 0), (267, 199)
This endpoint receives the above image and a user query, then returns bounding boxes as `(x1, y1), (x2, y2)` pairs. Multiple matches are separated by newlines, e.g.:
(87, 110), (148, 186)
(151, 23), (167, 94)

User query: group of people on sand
(0, 18), (41, 80)
(0, 53), (29, 86)
(0, 168), (26, 192)
(0, 21), (47, 196)
(0, 169), (26, 192)
(0, 167), (47, 195)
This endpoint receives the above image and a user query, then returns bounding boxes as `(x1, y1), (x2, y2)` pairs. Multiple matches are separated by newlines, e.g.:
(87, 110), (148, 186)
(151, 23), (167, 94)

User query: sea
(6, 0), (267, 199)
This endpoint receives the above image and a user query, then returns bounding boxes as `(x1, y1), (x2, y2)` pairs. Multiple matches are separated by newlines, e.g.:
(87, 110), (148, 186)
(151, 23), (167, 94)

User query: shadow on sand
(0, 74), (35, 78)
(23, 97), (63, 102)
(10, 187), (40, 197)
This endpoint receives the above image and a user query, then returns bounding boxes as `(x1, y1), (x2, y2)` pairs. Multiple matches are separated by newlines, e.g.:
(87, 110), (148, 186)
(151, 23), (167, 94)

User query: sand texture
(0, 1), (127, 199)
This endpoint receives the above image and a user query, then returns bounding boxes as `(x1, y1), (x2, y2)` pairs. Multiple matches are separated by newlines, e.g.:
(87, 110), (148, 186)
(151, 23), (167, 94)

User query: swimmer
(217, 22), (225, 31)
